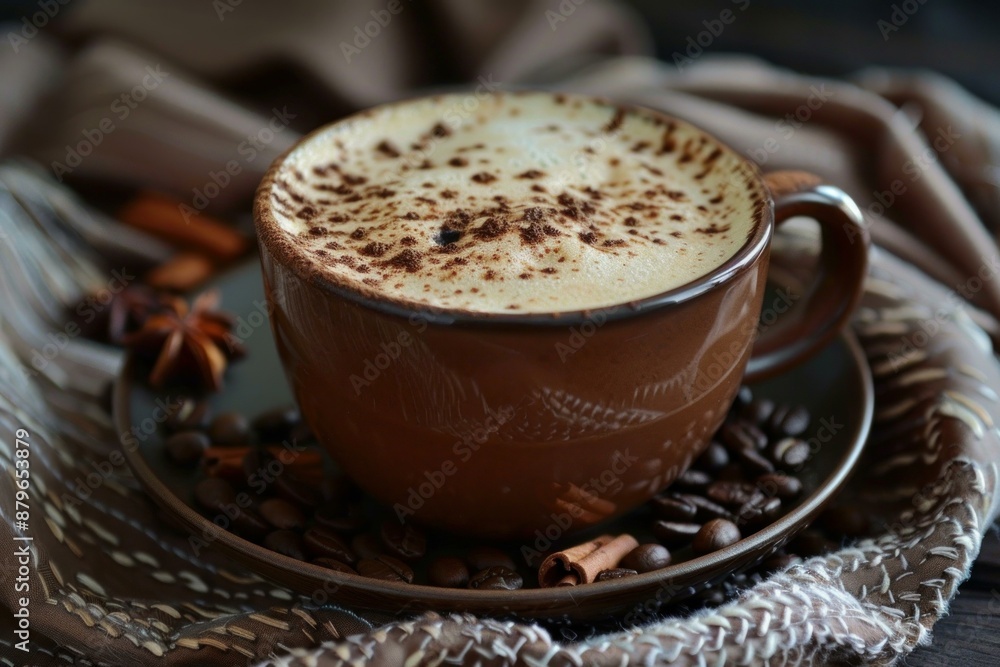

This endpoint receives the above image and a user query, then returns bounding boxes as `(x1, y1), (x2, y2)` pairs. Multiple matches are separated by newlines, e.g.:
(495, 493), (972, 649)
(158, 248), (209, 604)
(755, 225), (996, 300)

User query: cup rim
(254, 89), (774, 327)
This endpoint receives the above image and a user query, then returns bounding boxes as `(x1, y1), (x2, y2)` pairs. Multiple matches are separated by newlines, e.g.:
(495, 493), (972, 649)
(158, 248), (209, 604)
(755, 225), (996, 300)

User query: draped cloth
(2, 1), (1000, 664)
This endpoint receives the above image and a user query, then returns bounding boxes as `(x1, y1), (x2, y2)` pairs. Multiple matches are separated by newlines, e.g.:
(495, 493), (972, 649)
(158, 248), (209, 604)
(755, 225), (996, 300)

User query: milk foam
(264, 92), (763, 314)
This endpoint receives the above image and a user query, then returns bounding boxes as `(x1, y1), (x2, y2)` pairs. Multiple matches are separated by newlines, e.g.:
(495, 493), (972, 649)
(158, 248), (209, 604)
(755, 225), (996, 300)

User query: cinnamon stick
(538, 533), (639, 587)
(118, 191), (248, 261)
(144, 253), (215, 292)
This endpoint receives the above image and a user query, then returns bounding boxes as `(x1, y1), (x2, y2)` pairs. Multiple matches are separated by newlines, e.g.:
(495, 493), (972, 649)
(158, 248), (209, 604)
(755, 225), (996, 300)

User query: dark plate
(115, 261), (873, 622)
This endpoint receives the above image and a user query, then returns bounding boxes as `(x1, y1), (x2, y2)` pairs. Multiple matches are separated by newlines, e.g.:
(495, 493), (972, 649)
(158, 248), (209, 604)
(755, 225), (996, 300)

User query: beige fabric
(1, 1), (999, 664)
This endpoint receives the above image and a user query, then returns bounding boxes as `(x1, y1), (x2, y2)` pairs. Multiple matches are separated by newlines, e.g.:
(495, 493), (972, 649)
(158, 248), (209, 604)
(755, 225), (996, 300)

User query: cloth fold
(2, 1), (1000, 665)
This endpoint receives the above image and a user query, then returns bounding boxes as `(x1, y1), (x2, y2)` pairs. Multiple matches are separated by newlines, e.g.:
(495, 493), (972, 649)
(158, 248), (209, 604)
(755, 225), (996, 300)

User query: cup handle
(743, 171), (869, 382)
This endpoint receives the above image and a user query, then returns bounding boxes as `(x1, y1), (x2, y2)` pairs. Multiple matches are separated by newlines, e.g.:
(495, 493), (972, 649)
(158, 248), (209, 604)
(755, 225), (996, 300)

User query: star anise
(124, 290), (245, 391)
(106, 285), (174, 344)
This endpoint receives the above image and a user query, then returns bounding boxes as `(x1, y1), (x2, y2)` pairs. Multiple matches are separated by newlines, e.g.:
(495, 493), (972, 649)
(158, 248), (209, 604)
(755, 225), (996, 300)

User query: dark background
(623, 0), (998, 105)
(1, 2), (996, 665)
(1, 0), (995, 104)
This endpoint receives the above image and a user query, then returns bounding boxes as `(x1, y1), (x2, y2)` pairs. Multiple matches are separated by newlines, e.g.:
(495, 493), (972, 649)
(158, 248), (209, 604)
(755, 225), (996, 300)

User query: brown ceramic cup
(255, 93), (868, 539)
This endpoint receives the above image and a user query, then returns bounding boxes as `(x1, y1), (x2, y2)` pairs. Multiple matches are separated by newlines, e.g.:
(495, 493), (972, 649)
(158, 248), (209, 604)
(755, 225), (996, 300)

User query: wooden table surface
(904, 525), (1000, 666)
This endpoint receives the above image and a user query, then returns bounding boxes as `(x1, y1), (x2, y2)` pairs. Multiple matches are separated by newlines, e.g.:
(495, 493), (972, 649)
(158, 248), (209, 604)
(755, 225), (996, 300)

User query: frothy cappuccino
(260, 92), (761, 314)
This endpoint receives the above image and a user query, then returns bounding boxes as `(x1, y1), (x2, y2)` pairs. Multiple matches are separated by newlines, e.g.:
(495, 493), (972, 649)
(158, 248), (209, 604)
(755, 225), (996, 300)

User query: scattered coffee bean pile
(162, 388), (867, 591)
(645, 387), (810, 563)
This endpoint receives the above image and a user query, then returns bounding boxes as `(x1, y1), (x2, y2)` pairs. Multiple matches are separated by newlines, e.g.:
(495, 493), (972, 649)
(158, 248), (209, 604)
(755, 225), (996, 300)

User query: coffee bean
(692, 519), (741, 554)
(303, 527), (356, 564)
(165, 431), (208, 467)
(194, 477), (236, 512)
(674, 469), (712, 492)
(652, 520), (702, 546)
(789, 529), (835, 557)
(208, 411), (251, 446)
(351, 533), (383, 560)
(289, 421), (315, 447)
(720, 421), (766, 452)
(259, 498), (305, 531)
(357, 555), (414, 583)
(620, 544), (671, 573)
(231, 508), (269, 540)
(770, 438), (810, 469)
(649, 495), (697, 522)
(242, 448), (275, 487)
(264, 529), (306, 560)
(699, 588), (727, 606)
(736, 495), (781, 529)
(756, 473), (802, 499)
(380, 521), (427, 561)
(739, 397), (774, 424)
(672, 493), (732, 521)
(320, 474), (362, 504)
(706, 481), (758, 507)
(767, 404), (810, 438)
(760, 553), (799, 573)
(595, 568), (638, 581)
(427, 556), (470, 588)
(165, 397), (210, 433)
(736, 447), (775, 476)
(314, 502), (367, 533)
(466, 546), (516, 572)
(252, 405), (300, 442)
(820, 504), (871, 537)
(695, 441), (730, 472)
(733, 386), (753, 410)
(274, 469), (322, 508)
(468, 566), (523, 590)
(312, 557), (357, 575)
(716, 463), (746, 482)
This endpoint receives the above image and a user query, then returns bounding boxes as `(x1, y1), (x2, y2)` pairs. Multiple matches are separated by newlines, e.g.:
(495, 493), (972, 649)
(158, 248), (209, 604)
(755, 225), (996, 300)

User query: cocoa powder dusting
(519, 222), (547, 245)
(382, 249), (422, 272)
(471, 172), (497, 184)
(376, 140), (401, 158)
(360, 242), (391, 258)
(473, 217), (510, 240)
(604, 108), (626, 133)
